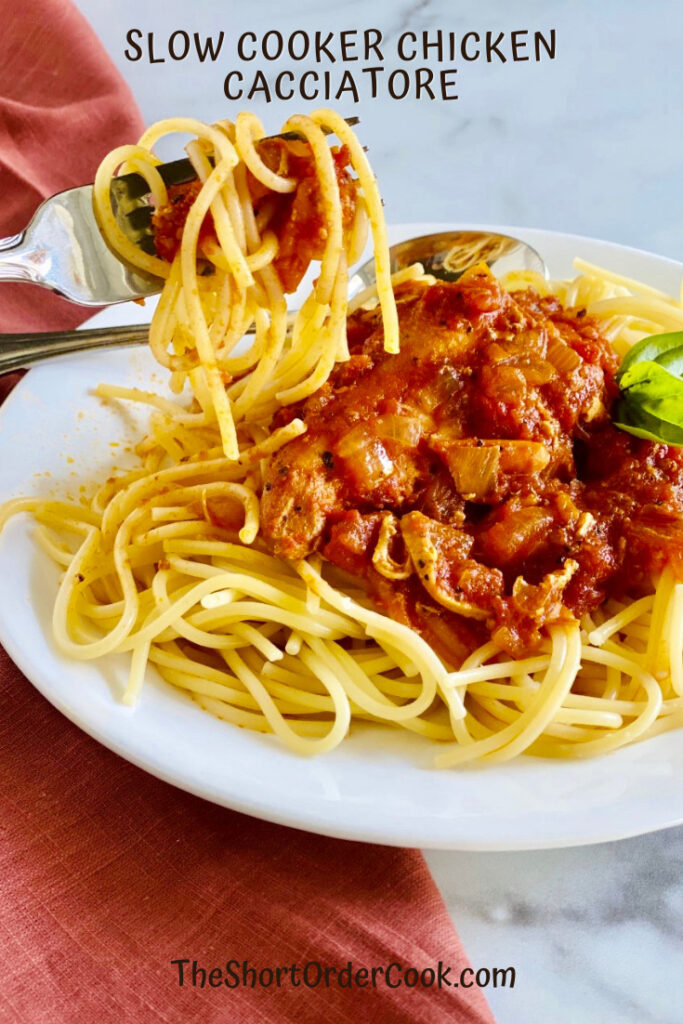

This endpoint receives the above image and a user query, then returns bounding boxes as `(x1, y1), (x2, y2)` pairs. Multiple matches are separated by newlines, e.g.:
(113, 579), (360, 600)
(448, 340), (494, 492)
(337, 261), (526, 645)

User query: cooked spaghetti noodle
(3, 111), (683, 765)
(92, 109), (396, 457)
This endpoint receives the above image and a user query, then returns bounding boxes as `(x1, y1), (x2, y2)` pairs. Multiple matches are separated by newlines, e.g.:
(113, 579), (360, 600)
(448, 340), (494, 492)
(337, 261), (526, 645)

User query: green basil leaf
(613, 398), (683, 446)
(617, 330), (683, 383)
(653, 344), (683, 378)
(618, 359), (681, 396)
(615, 330), (683, 446)
(618, 362), (683, 432)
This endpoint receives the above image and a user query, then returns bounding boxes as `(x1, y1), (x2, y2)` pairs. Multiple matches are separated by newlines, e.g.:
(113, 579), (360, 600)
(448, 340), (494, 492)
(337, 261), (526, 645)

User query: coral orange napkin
(0, 3), (495, 1021)
(0, 0), (141, 332)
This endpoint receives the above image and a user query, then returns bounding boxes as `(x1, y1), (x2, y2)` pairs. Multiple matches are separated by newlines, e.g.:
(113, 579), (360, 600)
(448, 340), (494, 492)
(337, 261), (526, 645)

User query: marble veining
(426, 826), (683, 1023)
(75, 0), (683, 264)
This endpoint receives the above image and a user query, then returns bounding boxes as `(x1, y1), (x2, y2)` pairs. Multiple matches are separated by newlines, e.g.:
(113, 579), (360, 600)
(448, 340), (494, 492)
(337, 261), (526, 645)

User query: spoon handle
(0, 324), (151, 373)
(0, 315), (299, 373)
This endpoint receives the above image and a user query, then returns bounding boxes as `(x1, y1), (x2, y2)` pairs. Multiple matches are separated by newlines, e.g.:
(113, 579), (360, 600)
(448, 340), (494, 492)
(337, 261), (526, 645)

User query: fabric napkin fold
(0, 647), (495, 1024)
(0, 0), (143, 332)
(0, 2), (495, 1021)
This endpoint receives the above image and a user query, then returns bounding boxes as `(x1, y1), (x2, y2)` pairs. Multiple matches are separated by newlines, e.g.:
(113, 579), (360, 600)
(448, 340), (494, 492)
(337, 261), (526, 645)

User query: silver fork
(0, 114), (548, 374)
(0, 185), (161, 309)
(0, 118), (361, 310)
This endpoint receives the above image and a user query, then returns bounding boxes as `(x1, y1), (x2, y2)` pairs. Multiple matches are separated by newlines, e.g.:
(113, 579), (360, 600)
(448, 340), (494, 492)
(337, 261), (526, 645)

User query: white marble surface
(72, 2), (683, 1020)
(426, 830), (683, 1023)
(76, 0), (683, 259)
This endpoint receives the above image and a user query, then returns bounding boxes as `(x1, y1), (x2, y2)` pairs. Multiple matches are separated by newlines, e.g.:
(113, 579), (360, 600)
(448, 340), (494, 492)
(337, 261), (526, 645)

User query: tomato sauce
(261, 269), (683, 660)
(151, 139), (357, 292)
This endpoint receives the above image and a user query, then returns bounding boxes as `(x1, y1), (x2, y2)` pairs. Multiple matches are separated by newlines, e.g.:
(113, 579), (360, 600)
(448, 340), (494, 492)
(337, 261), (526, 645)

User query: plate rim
(2, 221), (683, 851)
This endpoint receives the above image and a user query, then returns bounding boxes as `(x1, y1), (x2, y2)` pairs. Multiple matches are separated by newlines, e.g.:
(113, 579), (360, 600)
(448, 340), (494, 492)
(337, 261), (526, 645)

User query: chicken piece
(260, 142), (357, 292)
(152, 139), (357, 293)
(323, 511), (484, 666)
(492, 560), (579, 654)
(259, 270), (673, 658)
(400, 511), (503, 620)
(262, 437), (343, 560)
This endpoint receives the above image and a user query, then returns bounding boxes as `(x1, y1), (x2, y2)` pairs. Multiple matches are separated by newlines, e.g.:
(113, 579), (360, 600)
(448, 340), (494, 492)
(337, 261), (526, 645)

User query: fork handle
(0, 232), (46, 286)
(0, 324), (151, 373)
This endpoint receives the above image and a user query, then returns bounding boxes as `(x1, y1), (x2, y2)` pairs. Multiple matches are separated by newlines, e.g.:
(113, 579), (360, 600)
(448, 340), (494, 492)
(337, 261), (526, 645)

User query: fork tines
(111, 114), (361, 248)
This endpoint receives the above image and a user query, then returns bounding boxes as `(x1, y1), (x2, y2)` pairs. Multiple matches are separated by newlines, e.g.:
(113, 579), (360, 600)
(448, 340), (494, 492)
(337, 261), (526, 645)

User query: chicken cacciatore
(261, 266), (683, 663)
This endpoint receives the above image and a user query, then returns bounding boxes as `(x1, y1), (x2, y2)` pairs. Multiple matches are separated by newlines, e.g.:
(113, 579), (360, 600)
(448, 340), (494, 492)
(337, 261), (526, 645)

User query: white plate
(2, 223), (683, 851)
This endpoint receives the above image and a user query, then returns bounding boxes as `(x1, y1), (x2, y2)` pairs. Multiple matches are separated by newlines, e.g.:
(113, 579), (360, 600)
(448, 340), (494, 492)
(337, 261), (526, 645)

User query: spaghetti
(3, 111), (683, 765)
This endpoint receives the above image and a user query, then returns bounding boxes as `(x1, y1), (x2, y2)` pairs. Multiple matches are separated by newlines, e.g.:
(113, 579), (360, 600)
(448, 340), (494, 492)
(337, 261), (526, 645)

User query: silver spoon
(0, 230), (548, 373)
(353, 229), (547, 290)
